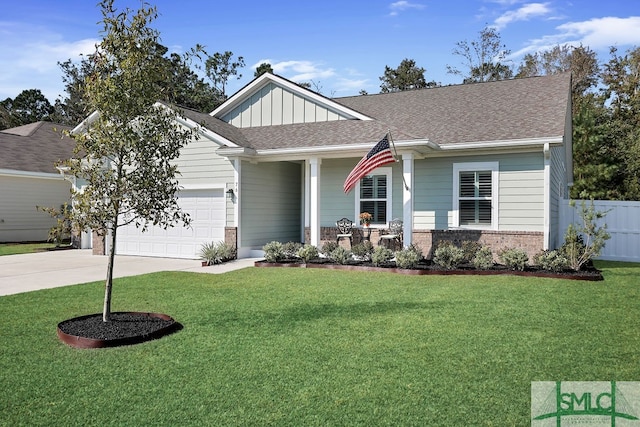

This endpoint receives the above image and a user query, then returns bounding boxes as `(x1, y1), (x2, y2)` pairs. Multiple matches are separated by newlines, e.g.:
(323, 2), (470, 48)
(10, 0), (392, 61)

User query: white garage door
(116, 189), (225, 259)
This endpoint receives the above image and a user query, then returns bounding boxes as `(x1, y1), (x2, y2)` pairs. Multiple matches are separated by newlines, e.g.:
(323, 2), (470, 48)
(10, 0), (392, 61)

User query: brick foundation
(92, 231), (105, 256)
(225, 227), (238, 254)
(309, 227), (543, 261)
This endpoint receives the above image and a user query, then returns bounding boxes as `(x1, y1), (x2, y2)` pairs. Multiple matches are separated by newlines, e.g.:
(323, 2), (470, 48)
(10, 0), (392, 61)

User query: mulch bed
(255, 259), (604, 281)
(57, 312), (182, 349)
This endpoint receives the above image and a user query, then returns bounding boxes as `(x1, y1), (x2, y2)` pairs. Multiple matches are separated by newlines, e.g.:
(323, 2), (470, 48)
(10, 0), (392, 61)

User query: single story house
(85, 72), (572, 260)
(0, 122), (76, 243)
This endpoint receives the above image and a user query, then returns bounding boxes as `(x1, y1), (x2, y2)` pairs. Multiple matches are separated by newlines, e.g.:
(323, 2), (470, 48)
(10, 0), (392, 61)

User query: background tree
(52, 57), (95, 126)
(254, 62), (274, 77)
(205, 51), (245, 106)
(0, 89), (53, 128)
(379, 58), (436, 93)
(65, 0), (199, 322)
(447, 26), (512, 83)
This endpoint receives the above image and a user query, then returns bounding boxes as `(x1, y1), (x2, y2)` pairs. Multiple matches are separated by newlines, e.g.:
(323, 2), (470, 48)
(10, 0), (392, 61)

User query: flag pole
(388, 130), (409, 190)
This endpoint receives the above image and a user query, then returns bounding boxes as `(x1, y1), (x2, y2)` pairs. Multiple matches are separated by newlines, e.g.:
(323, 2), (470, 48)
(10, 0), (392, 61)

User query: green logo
(532, 381), (640, 426)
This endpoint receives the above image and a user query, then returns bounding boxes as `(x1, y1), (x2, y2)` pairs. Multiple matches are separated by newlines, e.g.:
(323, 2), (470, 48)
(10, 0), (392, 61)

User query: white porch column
(402, 153), (414, 247)
(543, 143), (550, 249)
(309, 157), (321, 247)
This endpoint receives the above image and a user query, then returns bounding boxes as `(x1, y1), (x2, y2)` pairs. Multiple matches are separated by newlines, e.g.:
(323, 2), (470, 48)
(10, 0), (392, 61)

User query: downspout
(543, 143), (550, 250)
(402, 153), (414, 247)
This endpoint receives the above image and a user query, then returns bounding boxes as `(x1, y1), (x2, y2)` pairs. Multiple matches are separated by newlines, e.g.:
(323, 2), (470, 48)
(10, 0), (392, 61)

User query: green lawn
(1, 261), (639, 426)
(0, 242), (62, 256)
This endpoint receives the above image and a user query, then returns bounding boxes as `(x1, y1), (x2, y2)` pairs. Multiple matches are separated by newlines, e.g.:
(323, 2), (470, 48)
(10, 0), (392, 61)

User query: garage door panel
(115, 189), (225, 259)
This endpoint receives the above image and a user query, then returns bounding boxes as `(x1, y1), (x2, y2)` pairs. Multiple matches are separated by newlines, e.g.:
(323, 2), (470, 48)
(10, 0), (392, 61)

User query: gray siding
(174, 135), (236, 225)
(0, 175), (71, 242)
(413, 152), (545, 231)
(320, 158), (403, 226)
(550, 145), (568, 248)
(222, 82), (347, 128)
(240, 161), (302, 248)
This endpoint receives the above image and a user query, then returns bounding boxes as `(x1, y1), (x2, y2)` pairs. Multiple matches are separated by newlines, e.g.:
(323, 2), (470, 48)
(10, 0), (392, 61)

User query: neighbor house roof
(206, 73), (571, 153)
(0, 122), (74, 174)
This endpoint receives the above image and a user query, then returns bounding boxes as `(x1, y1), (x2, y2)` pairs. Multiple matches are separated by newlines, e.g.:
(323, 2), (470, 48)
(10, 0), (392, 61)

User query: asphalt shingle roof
(212, 73), (570, 151)
(0, 122), (74, 174)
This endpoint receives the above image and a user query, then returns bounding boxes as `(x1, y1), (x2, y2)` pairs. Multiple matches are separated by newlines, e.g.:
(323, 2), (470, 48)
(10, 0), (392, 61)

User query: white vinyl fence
(559, 199), (640, 262)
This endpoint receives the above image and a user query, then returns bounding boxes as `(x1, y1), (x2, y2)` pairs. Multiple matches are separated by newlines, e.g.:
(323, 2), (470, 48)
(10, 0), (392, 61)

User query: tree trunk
(103, 223), (118, 322)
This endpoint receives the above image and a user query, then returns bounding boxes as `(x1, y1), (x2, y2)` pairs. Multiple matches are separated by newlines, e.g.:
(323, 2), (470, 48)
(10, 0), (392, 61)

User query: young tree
(64, 0), (199, 322)
(379, 58), (436, 93)
(447, 26), (512, 83)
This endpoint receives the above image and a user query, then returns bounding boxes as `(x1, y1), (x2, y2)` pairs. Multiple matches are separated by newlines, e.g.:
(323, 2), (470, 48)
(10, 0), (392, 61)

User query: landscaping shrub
(321, 241), (338, 256)
(262, 241), (284, 263)
(498, 247), (529, 271)
(199, 241), (237, 265)
(352, 241), (374, 261)
(461, 240), (481, 264)
(560, 199), (611, 271)
(472, 246), (494, 270)
(297, 244), (319, 263)
(371, 246), (393, 267)
(533, 250), (569, 272)
(433, 241), (465, 269)
(283, 242), (302, 259)
(330, 246), (352, 265)
(394, 247), (420, 269)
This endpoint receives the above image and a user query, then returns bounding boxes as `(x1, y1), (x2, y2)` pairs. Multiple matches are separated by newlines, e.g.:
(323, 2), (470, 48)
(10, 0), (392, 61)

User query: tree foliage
(379, 58), (437, 93)
(447, 26), (512, 83)
(205, 51), (245, 106)
(64, 0), (199, 321)
(254, 62), (274, 77)
(0, 89), (54, 129)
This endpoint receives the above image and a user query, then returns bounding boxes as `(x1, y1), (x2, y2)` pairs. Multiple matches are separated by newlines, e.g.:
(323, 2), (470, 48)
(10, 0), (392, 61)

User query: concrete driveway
(0, 249), (257, 296)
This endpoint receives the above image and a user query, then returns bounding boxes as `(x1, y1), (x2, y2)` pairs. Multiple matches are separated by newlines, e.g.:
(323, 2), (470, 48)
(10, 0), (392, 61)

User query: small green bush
(372, 246), (393, 267)
(262, 241), (284, 263)
(395, 247), (420, 269)
(321, 241), (338, 256)
(433, 242), (464, 269)
(560, 199), (611, 271)
(283, 242), (302, 259)
(199, 241), (237, 265)
(297, 244), (319, 263)
(472, 246), (494, 270)
(330, 246), (352, 265)
(461, 240), (481, 264)
(498, 247), (529, 271)
(352, 241), (374, 261)
(533, 250), (569, 272)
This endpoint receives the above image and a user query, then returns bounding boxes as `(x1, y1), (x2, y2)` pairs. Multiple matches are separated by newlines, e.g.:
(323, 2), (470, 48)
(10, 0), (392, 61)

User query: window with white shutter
(453, 162), (499, 229)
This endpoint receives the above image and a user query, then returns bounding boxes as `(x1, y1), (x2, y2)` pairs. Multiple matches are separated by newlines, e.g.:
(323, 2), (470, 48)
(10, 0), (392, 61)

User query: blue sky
(1, 0), (639, 104)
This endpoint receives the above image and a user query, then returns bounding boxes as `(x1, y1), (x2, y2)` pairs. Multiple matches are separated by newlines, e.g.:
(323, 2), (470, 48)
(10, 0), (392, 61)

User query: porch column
(402, 153), (414, 247)
(309, 157), (321, 247)
(543, 143), (550, 249)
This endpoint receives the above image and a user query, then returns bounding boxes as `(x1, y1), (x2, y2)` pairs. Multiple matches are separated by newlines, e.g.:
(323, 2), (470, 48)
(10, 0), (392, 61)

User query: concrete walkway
(0, 249), (258, 296)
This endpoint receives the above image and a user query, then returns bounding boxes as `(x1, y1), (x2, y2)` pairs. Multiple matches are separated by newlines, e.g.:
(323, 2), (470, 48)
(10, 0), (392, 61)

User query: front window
(356, 167), (392, 225)
(453, 162), (498, 229)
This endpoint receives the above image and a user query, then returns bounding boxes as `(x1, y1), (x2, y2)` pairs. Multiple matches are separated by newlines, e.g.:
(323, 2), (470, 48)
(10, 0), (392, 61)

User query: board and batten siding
(549, 145), (569, 248)
(413, 152), (545, 231)
(240, 161), (302, 248)
(174, 135), (236, 224)
(221, 82), (348, 128)
(0, 175), (71, 242)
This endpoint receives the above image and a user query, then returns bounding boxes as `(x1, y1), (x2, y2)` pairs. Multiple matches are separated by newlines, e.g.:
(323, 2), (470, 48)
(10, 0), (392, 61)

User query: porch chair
(336, 217), (354, 245)
(379, 218), (403, 248)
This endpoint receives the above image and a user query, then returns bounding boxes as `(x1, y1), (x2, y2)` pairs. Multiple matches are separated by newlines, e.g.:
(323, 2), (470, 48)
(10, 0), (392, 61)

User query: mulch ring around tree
(57, 312), (182, 349)
(254, 259), (604, 281)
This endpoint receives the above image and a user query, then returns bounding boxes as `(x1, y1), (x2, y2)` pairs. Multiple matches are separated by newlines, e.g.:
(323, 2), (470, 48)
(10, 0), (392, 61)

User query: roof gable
(210, 73), (372, 127)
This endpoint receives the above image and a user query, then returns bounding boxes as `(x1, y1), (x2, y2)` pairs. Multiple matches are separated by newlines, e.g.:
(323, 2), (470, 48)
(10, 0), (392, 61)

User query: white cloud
(389, 1), (426, 17)
(493, 2), (552, 29)
(0, 22), (97, 101)
(511, 16), (640, 58)
(252, 59), (336, 83)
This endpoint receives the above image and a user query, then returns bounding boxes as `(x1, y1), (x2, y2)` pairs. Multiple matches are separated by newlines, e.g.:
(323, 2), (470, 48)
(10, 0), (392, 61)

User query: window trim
(355, 167), (392, 227)
(452, 162), (499, 230)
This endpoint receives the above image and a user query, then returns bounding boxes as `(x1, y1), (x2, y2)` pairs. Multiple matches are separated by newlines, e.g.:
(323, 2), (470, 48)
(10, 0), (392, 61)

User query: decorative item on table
(359, 212), (372, 227)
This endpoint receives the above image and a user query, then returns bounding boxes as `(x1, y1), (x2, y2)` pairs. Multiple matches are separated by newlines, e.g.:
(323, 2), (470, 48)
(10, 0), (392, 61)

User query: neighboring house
(85, 72), (572, 259)
(0, 122), (75, 242)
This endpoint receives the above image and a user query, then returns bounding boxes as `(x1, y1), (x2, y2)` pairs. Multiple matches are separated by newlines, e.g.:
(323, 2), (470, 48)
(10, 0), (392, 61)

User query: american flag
(343, 134), (396, 194)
